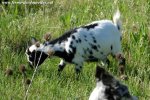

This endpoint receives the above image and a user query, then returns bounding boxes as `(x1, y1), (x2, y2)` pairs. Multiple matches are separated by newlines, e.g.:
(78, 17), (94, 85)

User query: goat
(89, 66), (138, 100)
(25, 10), (126, 78)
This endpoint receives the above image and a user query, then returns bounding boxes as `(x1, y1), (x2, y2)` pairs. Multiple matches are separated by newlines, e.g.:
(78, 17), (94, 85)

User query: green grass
(0, 0), (150, 99)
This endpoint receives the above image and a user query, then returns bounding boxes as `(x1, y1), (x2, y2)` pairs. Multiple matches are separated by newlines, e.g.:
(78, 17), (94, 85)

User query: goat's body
(26, 10), (126, 76)
(41, 19), (122, 72)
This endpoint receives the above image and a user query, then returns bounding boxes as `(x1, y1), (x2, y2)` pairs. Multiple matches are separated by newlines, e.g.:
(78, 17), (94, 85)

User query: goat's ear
(35, 41), (40, 47)
(31, 37), (38, 44)
(44, 33), (51, 41)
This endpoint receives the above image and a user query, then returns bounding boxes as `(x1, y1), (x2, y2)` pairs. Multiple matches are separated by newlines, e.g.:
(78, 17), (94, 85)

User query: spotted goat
(89, 66), (138, 100)
(26, 10), (126, 77)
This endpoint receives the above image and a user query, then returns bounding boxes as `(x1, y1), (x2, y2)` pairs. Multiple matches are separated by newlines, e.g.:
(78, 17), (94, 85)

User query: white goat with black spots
(26, 10), (126, 78)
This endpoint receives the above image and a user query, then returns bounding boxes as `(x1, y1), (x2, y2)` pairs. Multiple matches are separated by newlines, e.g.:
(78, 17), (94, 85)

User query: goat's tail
(113, 10), (122, 32)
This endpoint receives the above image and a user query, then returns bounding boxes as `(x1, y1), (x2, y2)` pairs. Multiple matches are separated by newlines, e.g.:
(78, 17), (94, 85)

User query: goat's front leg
(74, 63), (83, 80)
(115, 53), (127, 80)
(58, 59), (66, 75)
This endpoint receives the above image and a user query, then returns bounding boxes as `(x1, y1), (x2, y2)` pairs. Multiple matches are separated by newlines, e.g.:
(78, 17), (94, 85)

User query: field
(0, 0), (150, 99)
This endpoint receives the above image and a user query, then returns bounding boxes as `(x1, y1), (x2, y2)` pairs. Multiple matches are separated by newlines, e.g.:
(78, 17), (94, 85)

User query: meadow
(0, 0), (150, 99)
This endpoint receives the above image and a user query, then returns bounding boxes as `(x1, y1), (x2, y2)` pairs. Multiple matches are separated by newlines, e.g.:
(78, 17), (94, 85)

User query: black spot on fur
(69, 44), (73, 48)
(120, 36), (122, 41)
(49, 28), (77, 44)
(101, 52), (103, 54)
(92, 36), (97, 43)
(81, 23), (98, 30)
(70, 41), (73, 45)
(78, 38), (81, 43)
(76, 40), (78, 43)
(87, 56), (98, 62)
(111, 45), (113, 50)
(90, 44), (98, 51)
(117, 25), (120, 30)
(93, 39), (97, 43)
(72, 35), (76, 40)
(55, 47), (76, 62)
(84, 39), (87, 41)
(88, 56), (95, 59)
(89, 50), (93, 55)
(86, 48), (93, 55)
(43, 41), (49, 46)
(84, 35), (87, 38)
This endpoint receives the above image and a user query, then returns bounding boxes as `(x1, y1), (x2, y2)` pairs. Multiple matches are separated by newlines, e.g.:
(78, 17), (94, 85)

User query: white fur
(89, 81), (107, 100)
(28, 44), (43, 52)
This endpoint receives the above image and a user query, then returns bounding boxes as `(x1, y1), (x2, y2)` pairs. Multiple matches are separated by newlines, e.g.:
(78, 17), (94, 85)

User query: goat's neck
(43, 42), (65, 53)
(43, 42), (73, 62)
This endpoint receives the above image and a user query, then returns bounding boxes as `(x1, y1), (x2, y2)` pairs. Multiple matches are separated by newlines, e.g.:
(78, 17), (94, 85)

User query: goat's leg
(115, 53), (127, 80)
(101, 58), (110, 67)
(74, 63), (83, 80)
(58, 59), (66, 75)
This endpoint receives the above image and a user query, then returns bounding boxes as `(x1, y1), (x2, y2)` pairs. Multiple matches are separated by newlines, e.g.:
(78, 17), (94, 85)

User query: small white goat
(89, 66), (138, 100)
(26, 10), (126, 77)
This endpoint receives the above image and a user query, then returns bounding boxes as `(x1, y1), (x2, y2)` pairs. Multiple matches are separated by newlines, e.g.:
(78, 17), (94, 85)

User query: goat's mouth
(27, 51), (49, 68)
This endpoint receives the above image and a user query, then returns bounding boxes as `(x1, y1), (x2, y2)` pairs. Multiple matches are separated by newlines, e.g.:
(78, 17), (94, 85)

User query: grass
(0, 0), (150, 99)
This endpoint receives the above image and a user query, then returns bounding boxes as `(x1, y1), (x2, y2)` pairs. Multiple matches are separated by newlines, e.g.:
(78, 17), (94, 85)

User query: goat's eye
(27, 49), (32, 55)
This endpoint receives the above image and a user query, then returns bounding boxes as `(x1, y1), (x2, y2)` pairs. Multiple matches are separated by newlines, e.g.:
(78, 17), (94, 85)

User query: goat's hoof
(120, 75), (128, 80)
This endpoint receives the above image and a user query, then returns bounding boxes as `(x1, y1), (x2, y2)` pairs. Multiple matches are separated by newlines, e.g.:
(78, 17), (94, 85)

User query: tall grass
(0, 0), (150, 99)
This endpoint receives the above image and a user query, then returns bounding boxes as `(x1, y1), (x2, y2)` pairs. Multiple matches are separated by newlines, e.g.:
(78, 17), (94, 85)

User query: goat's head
(25, 37), (50, 68)
(95, 66), (137, 99)
(95, 65), (115, 86)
